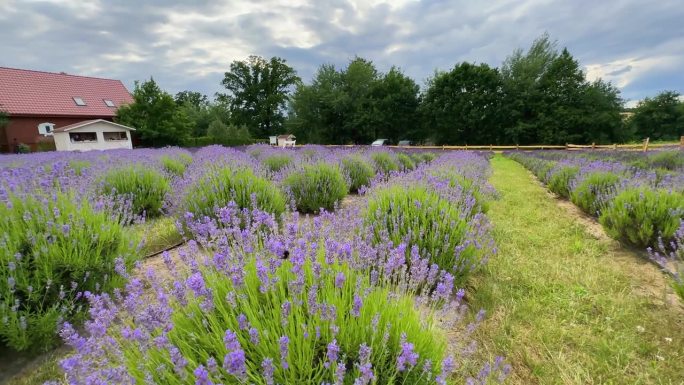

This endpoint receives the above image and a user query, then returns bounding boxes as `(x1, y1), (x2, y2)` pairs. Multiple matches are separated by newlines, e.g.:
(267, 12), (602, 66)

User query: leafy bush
(599, 188), (684, 247)
(649, 221), (684, 300)
(341, 155), (376, 193)
(262, 154), (293, 173)
(16, 143), (30, 154)
(113, 256), (447, 384)
(366, 185), (480, 283)
(570, 172), (620, 216)
(182, 166), (286, 222)
(284, 163), (348, 213)
(649, 151), (684, 171)
(548, 166), (580, 198)
(396, 153), (416, 171)
(371, 152), (400, 174)
(421, 152), (437, 163)
(99, 165), (170, 219)
(160, 154), (192, 176)
(0, 192), (136, 351)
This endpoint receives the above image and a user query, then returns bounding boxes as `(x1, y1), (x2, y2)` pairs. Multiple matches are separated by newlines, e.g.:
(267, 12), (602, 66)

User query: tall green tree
(421, 62), (505, 145)
(116, 78), (192, 147)
(629, 91), (684, 140)
(219, 56), (299, 138)
(370, 67), (421, 143)
(500, 33), (559, 144)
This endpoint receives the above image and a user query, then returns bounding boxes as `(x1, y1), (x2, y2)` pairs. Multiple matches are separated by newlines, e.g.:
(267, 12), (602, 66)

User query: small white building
(52, 119), (135, 151)
(277, 134), (296, 147)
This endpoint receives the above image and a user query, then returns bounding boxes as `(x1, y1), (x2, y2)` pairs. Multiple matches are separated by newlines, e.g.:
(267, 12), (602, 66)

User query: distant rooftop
(0, 67), (133, 117)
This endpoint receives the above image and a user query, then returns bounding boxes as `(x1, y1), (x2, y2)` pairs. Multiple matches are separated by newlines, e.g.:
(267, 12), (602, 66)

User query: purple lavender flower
(223, 329), (240, 351)
(193, 365), (213, 385)
(262, 357), (275, 385)
(279, 335), (290, 370)
(223, 349), (247, 379)
(397, 334), (419, 372)
(326, 339), (340, 366)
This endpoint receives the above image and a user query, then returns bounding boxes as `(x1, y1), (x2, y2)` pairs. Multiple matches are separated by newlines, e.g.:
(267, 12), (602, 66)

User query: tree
(207, 119), (252, 145)
(369, 67), (421, 143)
(116, 78), (192, 147)
(500, 33), (559, 144)
(0, 110), (8, 129)
(174, 91), (209, 109)
(219, 56), (299, 138)
(421, 62), (505, 145)
(175, 91), (213, 137)
(630, 91), (684, 140)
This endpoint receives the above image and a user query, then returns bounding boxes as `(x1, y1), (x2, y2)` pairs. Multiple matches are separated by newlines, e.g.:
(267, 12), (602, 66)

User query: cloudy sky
(1, 0), (682, 107)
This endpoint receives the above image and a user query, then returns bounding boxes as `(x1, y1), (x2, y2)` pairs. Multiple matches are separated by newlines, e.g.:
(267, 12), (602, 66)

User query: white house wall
(54, 122), (133, 151)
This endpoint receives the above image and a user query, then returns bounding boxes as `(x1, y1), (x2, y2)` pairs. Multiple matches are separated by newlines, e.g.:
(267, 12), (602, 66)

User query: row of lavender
(1, 146), (507, 383)
(507, 150), (684, 299)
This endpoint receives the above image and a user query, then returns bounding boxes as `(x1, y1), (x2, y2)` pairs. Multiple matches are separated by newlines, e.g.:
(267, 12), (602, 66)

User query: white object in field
(269, 136), (278, 145)
(38, 122), (55, 136)
(371, 139), (388, 146)
(52, 119), (135, 151)
(280, 139), (296, 148)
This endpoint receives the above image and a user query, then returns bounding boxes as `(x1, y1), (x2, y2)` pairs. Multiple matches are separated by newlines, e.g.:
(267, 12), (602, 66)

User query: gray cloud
(1, 0), (682, 103)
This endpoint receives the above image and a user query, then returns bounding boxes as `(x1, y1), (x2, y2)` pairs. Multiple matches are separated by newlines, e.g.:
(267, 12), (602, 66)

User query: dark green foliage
(283, 163), (348, 213)
(629, 91), (684, 141)
(371, 152), (399, 174)
(341, 155), (375, 193)
(396, 153), (416, 171)
(0, 109), (8, 128)
(366, 185), (480, 283)
(420, 152), (437, 162)
(0, 192), (136, 351)
(16, 143), (30, 153)
(219, 56), (299, 138)
(262, 154), (293, 172)
(548, 166), (580, 198)
(206, 119), (252, 146)
(183, 167), (286, 221)
(570, 172), (620, 215)
(100, 165), (171, 219)
(599, 188), (684, 247)
(421, 62), (505, 145)
(288, 59), (420, 144)
(115, 78), (192, 147)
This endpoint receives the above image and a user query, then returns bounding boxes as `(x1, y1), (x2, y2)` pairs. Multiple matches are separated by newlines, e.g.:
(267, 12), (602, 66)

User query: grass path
(470, 155), (684, 385)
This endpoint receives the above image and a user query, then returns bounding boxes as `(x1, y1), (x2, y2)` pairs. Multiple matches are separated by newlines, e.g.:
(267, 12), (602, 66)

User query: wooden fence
(322, 136), (684, 152)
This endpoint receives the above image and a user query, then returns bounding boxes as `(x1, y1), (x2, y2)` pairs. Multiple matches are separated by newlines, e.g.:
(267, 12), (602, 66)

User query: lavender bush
(341, 155), (376, 193)
(283, 162), (349, 213)
(0, 192), (138, 351)
(99, 164), (171, 220)
(649, 220), (684, 299)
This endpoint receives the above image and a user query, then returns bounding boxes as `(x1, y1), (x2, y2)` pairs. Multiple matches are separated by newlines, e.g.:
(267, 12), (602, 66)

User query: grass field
(470, 155), (684, 384)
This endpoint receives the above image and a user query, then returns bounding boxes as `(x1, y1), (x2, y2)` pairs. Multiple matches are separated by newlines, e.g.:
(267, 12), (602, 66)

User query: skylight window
(73, 97), (86, 106)
(104, 99), (115, 107)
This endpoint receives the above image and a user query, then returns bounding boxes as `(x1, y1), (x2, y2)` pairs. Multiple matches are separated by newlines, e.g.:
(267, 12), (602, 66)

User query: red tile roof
(0, 67), (133, 117)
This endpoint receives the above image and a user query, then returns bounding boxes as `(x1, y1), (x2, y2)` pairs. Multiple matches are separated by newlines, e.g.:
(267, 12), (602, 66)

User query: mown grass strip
(470, 155), (684, 384)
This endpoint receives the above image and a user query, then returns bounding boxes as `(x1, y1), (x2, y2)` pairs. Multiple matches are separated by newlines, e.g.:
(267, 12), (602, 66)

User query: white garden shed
(52, 119), (135, 151)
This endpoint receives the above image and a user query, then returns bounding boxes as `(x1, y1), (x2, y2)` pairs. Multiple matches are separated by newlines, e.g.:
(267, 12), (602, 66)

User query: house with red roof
(0, 67), (133, 152)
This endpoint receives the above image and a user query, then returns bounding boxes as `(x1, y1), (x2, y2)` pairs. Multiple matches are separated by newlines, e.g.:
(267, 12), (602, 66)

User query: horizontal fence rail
(315, 137), (683, 152)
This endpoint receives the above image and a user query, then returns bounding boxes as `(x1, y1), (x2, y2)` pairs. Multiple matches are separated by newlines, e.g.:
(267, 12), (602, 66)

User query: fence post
(591, 142), (596, 150)
(442, 144), (445, 151)
(680, 136), (684, 149)
(565, 143), (569, 150)
(489, 144), (493, 151)
(516, 144), (519, 151)
(465, 143), (468, 150)
(643, 137), (650, 152)
(613, 143), (617, 150)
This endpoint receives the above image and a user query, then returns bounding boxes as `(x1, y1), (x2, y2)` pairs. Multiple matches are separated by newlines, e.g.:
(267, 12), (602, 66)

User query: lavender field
(1, 146), (509, 384)
(2, 146), (684, 385)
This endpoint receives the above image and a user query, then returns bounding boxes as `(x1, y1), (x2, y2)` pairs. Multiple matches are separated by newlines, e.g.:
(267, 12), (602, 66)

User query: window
(69, 132), (97, 143)
(103, 131), (127, 141)
(73, 97), (86, 106)
(103, 99), (115, 107)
